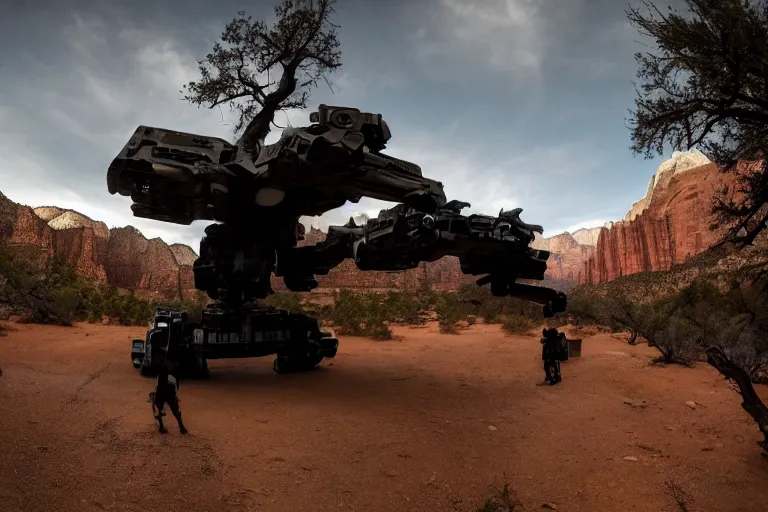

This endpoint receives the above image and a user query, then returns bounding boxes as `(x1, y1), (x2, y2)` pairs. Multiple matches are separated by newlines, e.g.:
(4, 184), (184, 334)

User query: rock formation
(532, 232), (597, 287)
(579, 151), (739, 285)
(0, 191), (200, 302)
(0, 187), (600, 298)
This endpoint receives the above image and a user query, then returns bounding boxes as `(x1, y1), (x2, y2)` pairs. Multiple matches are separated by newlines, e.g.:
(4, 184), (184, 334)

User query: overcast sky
(0, 0), (678, 250)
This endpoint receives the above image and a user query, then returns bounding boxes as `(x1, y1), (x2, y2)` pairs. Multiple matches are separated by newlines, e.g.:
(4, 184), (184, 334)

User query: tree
(182, 0), (342, 156)
(707, 346), (768, 455)
(627, 0), (768, 245)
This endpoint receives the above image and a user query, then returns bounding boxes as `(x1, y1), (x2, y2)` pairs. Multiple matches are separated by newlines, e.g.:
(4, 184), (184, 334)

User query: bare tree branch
(707, 346), (768, 454)
(181, 0), (342, 155)
(627, 0), (768, 244)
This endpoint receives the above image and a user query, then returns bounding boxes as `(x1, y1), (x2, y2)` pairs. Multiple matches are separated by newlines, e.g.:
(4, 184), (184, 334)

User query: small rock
(622, 456), (638, 462)
(735, 435), (745, 443)
(624, 399), (648, 408)
(382, 469), (398, 477)
(685, 401), (697, 410)
(542, 503), (558, 510)
(701, 446), (714, 452)
(488, 425), (498, 431)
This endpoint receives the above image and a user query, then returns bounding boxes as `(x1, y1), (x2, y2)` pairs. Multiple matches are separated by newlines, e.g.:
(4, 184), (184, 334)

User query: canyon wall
(1, 189), (597, 299)
(578, 150), (738, 285)
(0, 191), (200, 302)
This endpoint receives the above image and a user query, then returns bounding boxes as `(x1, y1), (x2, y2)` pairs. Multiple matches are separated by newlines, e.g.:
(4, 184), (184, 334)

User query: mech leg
(167, 394), (188, 434)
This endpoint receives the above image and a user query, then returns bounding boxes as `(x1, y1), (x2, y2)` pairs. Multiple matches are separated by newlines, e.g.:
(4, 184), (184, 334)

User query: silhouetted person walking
(151, 361), (188, 434)
(541, 328), (563, 385)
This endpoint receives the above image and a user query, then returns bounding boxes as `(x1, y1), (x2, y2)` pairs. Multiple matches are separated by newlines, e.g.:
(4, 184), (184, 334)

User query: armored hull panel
(193, 305), (338, 360)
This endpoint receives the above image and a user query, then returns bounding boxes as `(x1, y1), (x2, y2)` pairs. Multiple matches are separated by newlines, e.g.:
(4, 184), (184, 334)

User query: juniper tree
(182, 0), (342, 156)
(627, 0), (768, 245)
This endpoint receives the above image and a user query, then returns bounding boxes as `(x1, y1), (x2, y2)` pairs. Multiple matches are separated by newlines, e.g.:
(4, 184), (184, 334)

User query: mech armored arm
(276, 200), (566, 316)
(106, 104), (566, 316)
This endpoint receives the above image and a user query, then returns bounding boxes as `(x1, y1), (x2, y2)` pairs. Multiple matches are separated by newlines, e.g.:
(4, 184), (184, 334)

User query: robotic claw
(107, 104), (566, 371)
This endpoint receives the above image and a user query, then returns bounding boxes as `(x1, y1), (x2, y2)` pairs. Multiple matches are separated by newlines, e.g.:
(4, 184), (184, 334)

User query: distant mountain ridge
(0, 191), (595, 299)
(5, 148), (723, 300)
(0, 192), (199, 301)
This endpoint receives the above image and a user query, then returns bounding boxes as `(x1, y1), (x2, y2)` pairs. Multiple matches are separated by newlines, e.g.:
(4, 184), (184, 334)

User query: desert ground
(1, 321), (767, 512)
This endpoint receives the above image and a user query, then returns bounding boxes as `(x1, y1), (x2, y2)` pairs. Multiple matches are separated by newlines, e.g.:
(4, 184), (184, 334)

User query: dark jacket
(156, 366), (179, 396)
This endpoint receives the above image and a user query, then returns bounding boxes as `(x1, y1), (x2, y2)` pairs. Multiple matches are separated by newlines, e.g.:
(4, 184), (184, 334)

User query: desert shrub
(565, 287), (604, 325)
(475, 482), (523, 512)
(265, 291), (306, 314)
(174, 293), (210, 324)
(329, 289), (392, 339)
(51, 286), (80, 324)
(574, 277), (768, 373)
(382, 290), (425, 324)
(640, 306), (701, 366)
(567, 286), (645, 343)
(500, 314), (537, 335)
(0, 247), (78, 325)
(101, 292), (155, 326)
(672, 279), (768, 381)
(435, 292), (465, 334)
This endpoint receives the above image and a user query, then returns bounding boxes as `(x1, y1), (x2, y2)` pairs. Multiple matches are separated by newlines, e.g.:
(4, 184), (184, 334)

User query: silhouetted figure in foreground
(541, 328), (564, 385)
(151, 361), (187, 434)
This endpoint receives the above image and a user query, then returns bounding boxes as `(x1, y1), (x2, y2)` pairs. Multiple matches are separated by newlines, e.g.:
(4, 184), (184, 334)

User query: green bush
(383, 290), (425, 324)
(0, 242), (165, 327)
(573, 277), (768, 374)
(265, 291), (306, 314)
(329, 289), (392, 339)
(475, 482), (523, 512)
(500, 314), (537, 335)
(435, 292), (465, 334)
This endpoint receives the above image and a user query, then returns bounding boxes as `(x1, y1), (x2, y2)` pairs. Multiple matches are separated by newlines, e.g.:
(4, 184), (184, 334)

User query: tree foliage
(627, 0), (768, 244)
(181, 0), (342, 154)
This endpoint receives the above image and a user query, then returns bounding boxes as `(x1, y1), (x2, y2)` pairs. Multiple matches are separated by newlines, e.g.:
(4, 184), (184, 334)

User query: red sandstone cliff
(0, 191), (200, 302)
(532, 232), (596, 287)
(578, 151), (740, 285)
(0, 188), (596, 298)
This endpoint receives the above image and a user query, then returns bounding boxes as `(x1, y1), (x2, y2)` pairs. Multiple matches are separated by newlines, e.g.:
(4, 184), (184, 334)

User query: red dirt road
(1, 321), (767, 512)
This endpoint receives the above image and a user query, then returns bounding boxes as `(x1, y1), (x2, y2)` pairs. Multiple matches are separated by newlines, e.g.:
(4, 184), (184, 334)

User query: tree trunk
(236, 60), (300, 156)
(706, 346), (768, 455)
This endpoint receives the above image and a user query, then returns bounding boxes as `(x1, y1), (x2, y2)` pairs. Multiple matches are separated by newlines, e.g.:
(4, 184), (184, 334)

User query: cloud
(0, 0), (669, 258)
(439, 0), (544, 74)
(407, 0), (576, 83)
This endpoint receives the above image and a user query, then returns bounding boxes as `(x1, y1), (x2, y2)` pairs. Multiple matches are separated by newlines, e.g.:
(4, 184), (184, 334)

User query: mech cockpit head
(309, 104), (391, 153)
